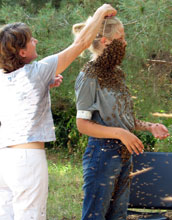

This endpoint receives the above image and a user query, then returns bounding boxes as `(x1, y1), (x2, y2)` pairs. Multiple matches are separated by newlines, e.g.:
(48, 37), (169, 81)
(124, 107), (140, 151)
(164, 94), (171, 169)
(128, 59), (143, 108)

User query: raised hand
(96, 4), (117, 18)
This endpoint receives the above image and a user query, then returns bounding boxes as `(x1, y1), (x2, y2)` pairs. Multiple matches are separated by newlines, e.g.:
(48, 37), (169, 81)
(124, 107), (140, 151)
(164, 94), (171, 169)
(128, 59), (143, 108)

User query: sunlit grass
(46, 149), (172, 220)
(47, 153), (83, 220)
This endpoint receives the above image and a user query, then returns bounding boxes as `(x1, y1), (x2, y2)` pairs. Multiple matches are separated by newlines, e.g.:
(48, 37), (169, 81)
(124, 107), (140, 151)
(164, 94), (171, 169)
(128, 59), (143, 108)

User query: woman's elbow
(76, 118), (87, 134)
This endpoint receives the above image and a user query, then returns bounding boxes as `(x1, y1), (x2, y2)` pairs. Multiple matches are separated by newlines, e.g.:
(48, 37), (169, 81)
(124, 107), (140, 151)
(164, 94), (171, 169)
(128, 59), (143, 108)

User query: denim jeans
(82, 137), (132, 220)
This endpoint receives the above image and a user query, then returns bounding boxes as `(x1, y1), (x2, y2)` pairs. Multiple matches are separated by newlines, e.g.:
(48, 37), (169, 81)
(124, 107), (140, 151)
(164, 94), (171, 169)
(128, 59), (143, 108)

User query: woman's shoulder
(77, 61), (98, 82)
(75, 70), (97, 91)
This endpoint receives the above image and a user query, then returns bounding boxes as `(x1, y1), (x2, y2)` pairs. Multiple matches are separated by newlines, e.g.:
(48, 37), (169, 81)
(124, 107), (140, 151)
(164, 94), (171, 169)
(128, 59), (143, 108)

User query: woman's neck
(91, 49), (104, 61)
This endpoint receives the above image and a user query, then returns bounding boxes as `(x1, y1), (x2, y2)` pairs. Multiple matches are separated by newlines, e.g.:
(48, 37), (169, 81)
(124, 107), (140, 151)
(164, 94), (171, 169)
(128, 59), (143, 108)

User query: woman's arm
(56, 4), (117, 75)
(135, 119), (169, 140)
(77, 118), (144, 155)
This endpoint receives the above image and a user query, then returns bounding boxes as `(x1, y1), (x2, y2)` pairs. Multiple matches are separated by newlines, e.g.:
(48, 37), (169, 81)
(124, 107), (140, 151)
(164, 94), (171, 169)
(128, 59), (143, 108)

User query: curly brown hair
(0, 22), (32, 73)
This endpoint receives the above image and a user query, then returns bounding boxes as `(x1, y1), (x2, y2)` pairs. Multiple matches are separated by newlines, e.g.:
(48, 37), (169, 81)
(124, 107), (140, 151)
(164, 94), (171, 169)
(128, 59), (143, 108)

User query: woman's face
(104, 24), (127, 48)
(19, 37), (38, 63)
(113, 24), (127, 47)
(98, 24), (127, 57)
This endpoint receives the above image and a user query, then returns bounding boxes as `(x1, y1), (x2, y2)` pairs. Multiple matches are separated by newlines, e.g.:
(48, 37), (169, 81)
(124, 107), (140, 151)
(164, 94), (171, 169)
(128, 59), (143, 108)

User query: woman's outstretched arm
(135, 119), (169, 140)
(56, 4), (117, 75)
(77, 118), (144, 155)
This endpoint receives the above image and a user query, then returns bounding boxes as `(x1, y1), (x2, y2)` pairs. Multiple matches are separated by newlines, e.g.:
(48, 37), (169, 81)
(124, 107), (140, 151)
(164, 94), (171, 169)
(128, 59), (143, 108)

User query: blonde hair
(72, 16), (123, 57)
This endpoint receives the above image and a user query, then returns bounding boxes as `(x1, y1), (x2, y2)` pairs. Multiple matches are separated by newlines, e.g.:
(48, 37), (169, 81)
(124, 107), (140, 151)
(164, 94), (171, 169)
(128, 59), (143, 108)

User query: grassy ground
(46, 152), (83, 220)
(46, 150), (172, 220)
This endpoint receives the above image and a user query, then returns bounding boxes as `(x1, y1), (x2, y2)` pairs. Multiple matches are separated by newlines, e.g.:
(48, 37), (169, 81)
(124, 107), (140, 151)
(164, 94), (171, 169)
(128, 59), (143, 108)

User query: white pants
(0, 148), (48, 220)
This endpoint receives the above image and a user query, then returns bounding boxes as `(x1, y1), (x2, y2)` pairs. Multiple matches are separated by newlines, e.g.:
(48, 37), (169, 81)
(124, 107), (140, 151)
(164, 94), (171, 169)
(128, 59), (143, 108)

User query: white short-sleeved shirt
(0, 54), (58, 148)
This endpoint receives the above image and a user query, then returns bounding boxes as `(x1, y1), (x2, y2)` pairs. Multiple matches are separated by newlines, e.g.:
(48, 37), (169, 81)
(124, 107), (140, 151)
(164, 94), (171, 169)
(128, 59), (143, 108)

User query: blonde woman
(73, 16), (169, 220)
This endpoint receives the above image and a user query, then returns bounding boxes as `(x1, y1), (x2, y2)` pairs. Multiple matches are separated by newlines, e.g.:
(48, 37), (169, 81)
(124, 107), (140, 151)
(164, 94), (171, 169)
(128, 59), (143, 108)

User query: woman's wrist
(135, 119), (154, 132)
(113, 127), (126, 141)
(146, 123), (153, 132)
(147, 123), (162, 133)
(94, 8), (106, 20)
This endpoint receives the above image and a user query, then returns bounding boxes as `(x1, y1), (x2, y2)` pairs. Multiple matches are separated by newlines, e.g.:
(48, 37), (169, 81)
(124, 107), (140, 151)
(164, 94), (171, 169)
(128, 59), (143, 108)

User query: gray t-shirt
(0, 54), (58, 148)
(75, 71), (135, 131)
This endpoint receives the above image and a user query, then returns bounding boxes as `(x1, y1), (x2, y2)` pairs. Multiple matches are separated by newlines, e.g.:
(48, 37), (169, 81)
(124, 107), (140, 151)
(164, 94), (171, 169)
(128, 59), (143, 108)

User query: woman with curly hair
(0, 4), (117, 220)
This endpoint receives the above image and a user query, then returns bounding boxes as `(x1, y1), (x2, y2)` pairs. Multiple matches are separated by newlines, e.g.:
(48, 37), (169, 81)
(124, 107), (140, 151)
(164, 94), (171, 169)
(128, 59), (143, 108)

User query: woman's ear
(19, 49), (26, 58)
(100, 37), (107, 44)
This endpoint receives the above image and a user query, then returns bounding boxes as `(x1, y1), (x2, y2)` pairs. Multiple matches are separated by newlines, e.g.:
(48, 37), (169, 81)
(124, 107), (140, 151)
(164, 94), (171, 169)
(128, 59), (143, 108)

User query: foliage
(0, 0), (171, 153)
(0, 0), (62, 13)
(46, 100), (88, 155)
(134, 131), (157, 152)
(155, 123), (172, 152)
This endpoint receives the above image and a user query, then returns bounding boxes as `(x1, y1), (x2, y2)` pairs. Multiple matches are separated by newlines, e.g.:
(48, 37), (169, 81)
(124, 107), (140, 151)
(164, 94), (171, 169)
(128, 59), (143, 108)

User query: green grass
(47, 152), (83, 220)
(47, 149), (172, 220)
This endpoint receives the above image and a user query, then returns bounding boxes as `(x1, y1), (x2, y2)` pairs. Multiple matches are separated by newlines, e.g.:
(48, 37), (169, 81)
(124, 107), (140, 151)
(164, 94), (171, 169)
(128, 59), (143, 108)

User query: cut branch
(151, 113), (172, 118)
(147, 59), (172, 65)
(124, 20), (138, 26)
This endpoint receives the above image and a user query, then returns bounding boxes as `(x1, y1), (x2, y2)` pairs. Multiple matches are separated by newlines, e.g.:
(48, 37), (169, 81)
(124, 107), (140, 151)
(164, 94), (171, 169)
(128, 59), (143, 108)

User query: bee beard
(82, 39), (127, 91)
(94, 38), (126, 70)
(82, 39), (134, 159)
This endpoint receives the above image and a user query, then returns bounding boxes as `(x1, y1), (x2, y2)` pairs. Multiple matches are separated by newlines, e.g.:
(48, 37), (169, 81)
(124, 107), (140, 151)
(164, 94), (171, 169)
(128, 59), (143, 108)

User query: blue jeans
(82, 137), (132, 220)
